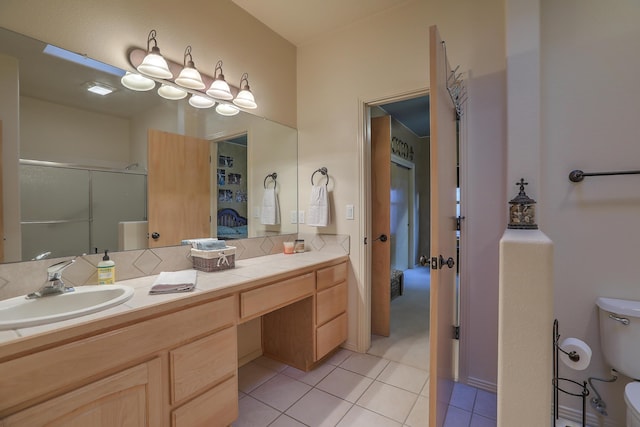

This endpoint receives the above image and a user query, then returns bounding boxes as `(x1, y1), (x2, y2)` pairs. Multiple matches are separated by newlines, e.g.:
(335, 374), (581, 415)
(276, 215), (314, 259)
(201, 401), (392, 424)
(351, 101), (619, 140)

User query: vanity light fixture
(120, 72), (155, 91)
(158, 84), (187, 100)
(136, 30), (173, 79)
(188, 94), (216, 109)
(215, 103), (240, 116)
(174, 46), (206, 90)
(206, 61), (233, 100)
(233, 73), (257, 109)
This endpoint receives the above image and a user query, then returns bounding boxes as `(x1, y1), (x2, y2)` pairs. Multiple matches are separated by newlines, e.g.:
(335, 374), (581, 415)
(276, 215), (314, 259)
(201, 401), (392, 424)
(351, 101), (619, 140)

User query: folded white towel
(307, 184), (330, 227)
(149, 270), (197, 294)
(260, 187), (280, 225)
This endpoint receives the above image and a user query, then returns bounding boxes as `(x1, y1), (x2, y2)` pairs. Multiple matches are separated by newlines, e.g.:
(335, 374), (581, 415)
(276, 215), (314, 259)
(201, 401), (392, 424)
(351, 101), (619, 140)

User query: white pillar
(498, 229), (553, 426)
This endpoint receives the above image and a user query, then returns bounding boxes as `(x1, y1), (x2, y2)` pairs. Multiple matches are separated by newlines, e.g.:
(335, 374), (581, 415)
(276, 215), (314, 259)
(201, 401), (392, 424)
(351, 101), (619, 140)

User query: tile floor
(235, 350), (496, 427)
(234, 267), (497, 426)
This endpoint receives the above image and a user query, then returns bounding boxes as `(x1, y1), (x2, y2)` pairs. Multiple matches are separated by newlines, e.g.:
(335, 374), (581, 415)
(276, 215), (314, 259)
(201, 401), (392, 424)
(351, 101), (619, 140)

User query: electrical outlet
(298, 210), (305, 224)
(290, 210), (298, 224)
(346, 204), (354, 220)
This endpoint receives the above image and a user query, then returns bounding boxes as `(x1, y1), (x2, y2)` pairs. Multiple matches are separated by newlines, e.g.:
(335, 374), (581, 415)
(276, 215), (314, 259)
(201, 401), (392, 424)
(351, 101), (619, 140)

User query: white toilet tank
(596, 297), (640, 379)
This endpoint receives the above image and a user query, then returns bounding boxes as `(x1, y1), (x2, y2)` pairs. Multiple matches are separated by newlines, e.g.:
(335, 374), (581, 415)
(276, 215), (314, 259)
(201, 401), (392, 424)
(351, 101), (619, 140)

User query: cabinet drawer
(316, 281), (347, 326)
(316, 262), (347, 291)
(172, 374), (238, 427)
(316, 312), (347, 360)
(170, 326), (237, 404)
(240, 272), (315, 320)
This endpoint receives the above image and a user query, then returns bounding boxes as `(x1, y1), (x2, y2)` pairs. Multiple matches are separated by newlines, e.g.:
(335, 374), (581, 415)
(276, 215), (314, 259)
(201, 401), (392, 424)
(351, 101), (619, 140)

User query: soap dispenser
(98, 250), (116, 284)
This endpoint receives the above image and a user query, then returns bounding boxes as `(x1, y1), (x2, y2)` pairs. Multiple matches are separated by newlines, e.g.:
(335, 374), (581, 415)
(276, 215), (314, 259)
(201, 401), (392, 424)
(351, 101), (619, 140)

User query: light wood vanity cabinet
(0, 296), (237, 427)
(261, 260), (348, 370)
(0, 256), (348, 427)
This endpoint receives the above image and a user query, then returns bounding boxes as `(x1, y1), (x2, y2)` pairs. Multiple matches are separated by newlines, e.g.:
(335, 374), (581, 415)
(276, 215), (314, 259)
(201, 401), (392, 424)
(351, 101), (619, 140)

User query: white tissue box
(191, 246), (236, 272)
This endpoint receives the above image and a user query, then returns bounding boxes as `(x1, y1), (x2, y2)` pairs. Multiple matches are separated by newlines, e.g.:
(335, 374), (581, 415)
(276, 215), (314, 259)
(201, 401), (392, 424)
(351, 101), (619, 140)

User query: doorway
(367, 94), (431, 366)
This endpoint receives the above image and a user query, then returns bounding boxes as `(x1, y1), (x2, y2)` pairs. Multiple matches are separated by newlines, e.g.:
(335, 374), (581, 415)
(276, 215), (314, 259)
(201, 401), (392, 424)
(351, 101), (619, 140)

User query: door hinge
(453, 325), (460, 340)
(456, 216), (465, 231)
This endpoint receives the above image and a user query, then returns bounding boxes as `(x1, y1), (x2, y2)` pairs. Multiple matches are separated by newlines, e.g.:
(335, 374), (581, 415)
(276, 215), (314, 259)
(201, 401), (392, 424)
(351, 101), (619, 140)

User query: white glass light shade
(215, 103), (239, 116)
(121, 72), (155, 91)
(175, 66), (205, 90)
(189, 94), (215, 109)
(158, 84), (187, 100)
(233, 88), (257, 109)
(206, 78), (233, 100)
(137, 50), (173, 79)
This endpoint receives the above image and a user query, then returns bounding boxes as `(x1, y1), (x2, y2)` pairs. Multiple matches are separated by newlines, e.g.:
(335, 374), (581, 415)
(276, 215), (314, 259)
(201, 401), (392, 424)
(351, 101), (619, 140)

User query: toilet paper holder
(553, 319), (589, 427)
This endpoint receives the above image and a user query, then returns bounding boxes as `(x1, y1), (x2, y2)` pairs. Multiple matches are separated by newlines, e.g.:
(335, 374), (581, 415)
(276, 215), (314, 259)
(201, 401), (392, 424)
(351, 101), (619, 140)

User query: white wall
(297, 0), (506, 389)
(539, 0), (640, 424)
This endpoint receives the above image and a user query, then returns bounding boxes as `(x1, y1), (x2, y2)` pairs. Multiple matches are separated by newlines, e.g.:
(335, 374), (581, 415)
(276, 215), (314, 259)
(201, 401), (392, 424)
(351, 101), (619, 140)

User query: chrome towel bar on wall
(569, 169), (640, 182)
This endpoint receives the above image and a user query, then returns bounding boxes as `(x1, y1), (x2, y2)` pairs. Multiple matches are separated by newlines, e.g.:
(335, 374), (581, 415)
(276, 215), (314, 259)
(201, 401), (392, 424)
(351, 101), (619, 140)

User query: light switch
(290, 210), (298, 224)
(298, 210), (305, 224)
(346, 204), (354, 220)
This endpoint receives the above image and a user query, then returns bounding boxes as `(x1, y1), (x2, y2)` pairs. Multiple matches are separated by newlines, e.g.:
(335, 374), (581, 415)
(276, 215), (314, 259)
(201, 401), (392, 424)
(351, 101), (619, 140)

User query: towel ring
(264, 172), (277, 189)
(311, 167), (329, 186)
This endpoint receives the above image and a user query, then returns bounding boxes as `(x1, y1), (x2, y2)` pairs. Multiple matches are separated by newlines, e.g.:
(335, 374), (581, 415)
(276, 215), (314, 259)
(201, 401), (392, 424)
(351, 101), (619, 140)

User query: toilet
(596, 297), (640, 427)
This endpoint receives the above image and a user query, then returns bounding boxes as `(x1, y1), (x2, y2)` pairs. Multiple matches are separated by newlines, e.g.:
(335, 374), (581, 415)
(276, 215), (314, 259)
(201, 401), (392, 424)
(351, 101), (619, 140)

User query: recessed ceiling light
(86, 82), (115, 96)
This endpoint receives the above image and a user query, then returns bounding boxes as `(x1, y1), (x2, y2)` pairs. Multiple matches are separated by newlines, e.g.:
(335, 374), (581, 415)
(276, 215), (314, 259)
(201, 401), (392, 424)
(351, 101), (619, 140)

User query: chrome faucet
(26, 258), (76, 299)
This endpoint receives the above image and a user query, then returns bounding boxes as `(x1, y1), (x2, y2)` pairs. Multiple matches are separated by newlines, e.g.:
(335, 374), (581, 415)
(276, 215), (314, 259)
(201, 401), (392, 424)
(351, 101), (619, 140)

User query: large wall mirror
(0, 26), (297, 263)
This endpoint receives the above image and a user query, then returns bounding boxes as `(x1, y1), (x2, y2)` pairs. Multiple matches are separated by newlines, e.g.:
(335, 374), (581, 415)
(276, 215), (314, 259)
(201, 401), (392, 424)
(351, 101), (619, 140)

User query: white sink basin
(0, 285), (134, 330)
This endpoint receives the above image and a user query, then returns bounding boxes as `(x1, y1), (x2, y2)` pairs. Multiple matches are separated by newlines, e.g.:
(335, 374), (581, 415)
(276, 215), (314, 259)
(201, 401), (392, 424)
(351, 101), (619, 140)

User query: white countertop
(0, 251), (348, 346)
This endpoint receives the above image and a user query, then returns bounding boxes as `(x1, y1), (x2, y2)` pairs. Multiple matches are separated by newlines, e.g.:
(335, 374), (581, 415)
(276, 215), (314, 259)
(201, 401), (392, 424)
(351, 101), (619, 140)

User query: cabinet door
(3, 359), (162, 427)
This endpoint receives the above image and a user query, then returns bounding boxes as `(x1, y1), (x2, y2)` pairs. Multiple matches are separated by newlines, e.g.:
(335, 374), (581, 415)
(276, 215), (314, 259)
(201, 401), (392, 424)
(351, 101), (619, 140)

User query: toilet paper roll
(559, 337), (592, 370)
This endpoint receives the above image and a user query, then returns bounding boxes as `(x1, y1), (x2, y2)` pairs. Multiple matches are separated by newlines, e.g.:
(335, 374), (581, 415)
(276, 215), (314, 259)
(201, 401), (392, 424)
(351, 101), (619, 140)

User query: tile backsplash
(0, 234), (349, 300)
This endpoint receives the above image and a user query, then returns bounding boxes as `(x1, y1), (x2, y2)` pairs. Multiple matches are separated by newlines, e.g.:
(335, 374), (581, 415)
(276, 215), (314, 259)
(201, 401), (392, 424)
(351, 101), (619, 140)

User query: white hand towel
(307, 184), (330, 227)
(260, 188), (280, 225)
(149, 270), (197, 294)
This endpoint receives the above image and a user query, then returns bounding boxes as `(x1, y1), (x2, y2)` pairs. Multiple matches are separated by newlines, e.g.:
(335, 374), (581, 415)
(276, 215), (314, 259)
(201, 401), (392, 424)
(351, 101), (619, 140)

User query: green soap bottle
(98, 250), (116, 284)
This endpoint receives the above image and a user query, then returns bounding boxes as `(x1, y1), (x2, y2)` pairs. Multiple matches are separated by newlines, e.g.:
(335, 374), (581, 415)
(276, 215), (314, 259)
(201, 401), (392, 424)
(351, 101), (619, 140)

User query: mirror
(0, 26), (297, 262)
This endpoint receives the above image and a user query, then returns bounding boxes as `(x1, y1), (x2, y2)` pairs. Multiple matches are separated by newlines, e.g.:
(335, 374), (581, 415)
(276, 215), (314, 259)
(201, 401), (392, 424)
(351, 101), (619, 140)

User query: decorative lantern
(508, 178), (538, 229)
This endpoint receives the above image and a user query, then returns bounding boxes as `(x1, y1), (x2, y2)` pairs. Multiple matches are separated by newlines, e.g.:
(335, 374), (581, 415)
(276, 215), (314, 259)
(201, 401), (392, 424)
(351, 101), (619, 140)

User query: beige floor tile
(405, 395), (429, 427)
(377, 361), (428, 394)
(250, 374), (312, 412)
(336, 405), (402, 427)
(238, 362), (278, 393)
(269, 414), (308, 427)
(339, 352), (389, 379)
(286, 388), (352, 427)
(233, 395), (280, 427)
(283, 362), (336, 386)
(356, 381), (418, 423)
(316, 367), (374, 403)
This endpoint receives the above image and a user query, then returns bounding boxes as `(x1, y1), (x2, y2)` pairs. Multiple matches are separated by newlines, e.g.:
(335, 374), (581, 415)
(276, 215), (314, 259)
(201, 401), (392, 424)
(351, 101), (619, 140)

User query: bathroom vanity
(0, 253), (349, 427)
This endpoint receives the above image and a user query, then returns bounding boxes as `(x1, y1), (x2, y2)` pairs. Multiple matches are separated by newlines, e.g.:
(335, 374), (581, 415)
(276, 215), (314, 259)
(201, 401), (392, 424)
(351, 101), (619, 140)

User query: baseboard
(466, 376), (497, 394)
(341, 341), (359, 352)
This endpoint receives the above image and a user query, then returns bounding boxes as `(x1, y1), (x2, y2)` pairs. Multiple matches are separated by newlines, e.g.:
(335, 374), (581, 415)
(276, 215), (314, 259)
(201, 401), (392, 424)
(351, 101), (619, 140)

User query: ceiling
(230, 0), (429, 138)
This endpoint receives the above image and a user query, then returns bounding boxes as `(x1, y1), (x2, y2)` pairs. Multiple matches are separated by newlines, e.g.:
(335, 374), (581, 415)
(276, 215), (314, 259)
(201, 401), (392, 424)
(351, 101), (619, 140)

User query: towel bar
(311, 167), (329, 186)
(569, 169), (640, 182)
